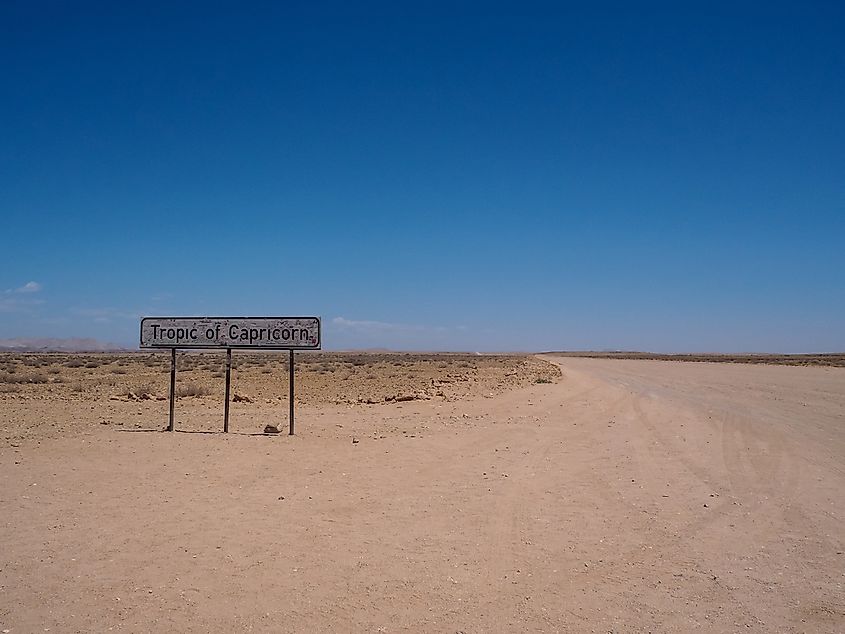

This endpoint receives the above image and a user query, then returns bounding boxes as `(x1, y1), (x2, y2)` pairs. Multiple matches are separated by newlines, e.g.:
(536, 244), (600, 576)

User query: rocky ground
(0, 352), (559, 443)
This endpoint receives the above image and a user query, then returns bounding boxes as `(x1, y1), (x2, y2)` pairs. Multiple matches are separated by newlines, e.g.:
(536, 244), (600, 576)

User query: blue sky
(2, 2), (843, 352)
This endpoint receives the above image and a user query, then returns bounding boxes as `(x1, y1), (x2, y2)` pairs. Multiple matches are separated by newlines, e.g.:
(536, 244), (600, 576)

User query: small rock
(352, 437), (359, 444)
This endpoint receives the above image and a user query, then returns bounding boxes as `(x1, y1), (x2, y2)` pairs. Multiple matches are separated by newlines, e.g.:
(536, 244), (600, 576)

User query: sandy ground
(1, 354), (843, 632)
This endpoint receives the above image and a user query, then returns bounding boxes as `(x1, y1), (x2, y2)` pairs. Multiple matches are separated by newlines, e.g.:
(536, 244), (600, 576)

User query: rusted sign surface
(140, 317), (321, 349)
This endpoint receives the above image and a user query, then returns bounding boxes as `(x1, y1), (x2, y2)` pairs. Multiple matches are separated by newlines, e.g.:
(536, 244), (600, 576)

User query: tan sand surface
(1, 353), (843, 632)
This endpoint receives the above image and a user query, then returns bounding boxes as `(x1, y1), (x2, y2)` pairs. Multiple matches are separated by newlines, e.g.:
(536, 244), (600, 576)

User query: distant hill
(541, 350), (845, 367)
(0, 337), (129, 352)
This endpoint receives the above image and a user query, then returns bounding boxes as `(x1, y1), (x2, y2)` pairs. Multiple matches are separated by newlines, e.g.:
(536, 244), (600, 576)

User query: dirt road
(1, 356), (843, 632)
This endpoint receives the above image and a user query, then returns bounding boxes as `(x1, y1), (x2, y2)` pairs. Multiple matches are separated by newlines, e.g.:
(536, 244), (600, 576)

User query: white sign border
(139, 316), (322, 350)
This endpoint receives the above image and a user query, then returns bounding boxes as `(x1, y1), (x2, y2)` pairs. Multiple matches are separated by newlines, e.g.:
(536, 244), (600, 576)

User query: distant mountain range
(0, 337), (129, 352)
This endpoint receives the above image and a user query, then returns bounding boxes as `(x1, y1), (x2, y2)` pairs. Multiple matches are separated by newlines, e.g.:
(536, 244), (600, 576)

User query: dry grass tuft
(127, 384), (157, 398)
(176, 383), (211, 398)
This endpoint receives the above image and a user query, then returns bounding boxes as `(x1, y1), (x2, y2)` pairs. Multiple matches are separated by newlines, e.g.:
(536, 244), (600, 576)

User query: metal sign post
(168, 348), (176, 432)
(223, 348), (232, 433)
(289, 350), (295, 435)
(140, 317), (321, 434)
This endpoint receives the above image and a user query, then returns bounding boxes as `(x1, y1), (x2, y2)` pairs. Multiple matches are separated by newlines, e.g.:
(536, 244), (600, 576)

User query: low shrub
(176, 383), (211, 397)
(0, 371), (48, 384)
(127, 384), (156, 398)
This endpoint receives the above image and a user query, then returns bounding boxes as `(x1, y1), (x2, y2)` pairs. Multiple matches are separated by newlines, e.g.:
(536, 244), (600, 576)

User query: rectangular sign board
(140, 317), (321, 350)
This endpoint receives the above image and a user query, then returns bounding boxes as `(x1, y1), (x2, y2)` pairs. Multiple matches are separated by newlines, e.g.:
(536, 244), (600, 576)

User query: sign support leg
(289, 349), (295, 435)
(224, 348), (232, 433)
(168, 348), (176, 432)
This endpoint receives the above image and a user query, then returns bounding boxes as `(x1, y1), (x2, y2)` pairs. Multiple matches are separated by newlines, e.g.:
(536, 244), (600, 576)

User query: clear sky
(2, 2), (843, 352)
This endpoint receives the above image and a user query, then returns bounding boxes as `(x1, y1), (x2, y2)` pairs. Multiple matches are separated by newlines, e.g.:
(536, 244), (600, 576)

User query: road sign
(140, 316), (320, 435)
(140, 317), (321, 350)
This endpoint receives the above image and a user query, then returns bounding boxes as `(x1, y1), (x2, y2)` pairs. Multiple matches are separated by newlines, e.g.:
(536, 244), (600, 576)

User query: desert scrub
(176, 383), (211, 397)
(125, 384), (156, 398)
(0, 371), (48, 384)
